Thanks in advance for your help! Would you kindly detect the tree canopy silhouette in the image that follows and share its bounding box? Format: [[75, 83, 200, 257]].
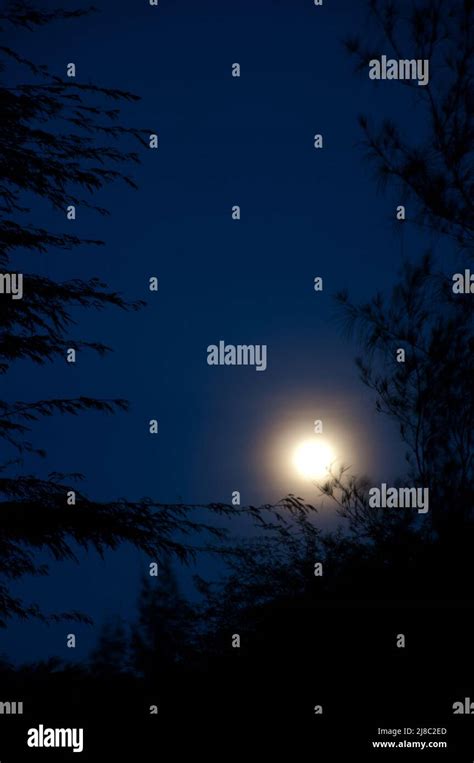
[[0, 2, 232, 628], [187, 0, 474, 647], [337, 0, 473, 540], [345, 0, 474, 250]]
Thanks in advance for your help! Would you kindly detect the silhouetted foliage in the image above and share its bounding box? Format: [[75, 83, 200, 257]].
[[129, 561, 199, 679], [90, 615, 130, 677], [345, 0, 474, 250], [335, 0, 474, 543], [88, 560, 202, 680], [189, 0, 474, 647], [335, 255, 474, 543], [0, 2, 232, 627]]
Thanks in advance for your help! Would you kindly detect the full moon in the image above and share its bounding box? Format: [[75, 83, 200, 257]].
[[292, 439, 336, 480]]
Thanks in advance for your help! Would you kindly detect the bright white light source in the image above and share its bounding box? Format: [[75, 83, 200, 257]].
[[293, 439, 336, 480]]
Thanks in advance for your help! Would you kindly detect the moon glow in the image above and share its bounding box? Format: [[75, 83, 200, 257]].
[[292, 439, 336, 480]]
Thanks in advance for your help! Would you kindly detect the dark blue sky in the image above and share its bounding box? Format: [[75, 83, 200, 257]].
[[2, 0, 436, 662]]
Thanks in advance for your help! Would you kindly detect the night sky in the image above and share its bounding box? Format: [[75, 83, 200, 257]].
[[2, 0, 437, 662]]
